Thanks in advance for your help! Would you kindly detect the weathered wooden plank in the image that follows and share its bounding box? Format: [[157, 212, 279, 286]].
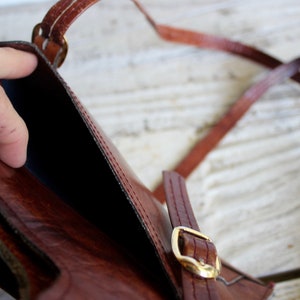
[[0, 0, 300, 299]]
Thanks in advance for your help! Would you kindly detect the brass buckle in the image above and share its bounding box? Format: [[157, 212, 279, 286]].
[[32, 23, 68, 68], [171, 226, 221, 279]]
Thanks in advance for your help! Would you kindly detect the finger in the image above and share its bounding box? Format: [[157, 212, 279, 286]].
[[0, 47, 38, 79], [0, 86, 28, 168]]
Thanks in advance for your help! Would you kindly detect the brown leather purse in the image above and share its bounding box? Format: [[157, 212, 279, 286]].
[[0, 0, 299, 299]]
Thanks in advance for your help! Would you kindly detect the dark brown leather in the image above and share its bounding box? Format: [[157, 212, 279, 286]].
[[0, 0, 299, 299], [0, 160, 168, 300], [0, 40, 180, 299]]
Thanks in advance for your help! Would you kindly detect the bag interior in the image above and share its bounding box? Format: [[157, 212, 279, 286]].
[[0, 42, 173, 295]]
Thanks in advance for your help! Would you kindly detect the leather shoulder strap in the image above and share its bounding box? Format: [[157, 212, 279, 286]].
[[32, 0, 99, 67], [163, 171, 274, 300], [153, 53, 300, 202], [32, 0, 300, 203], [38, 0, 99, 44], [162, 57, 300, 298]]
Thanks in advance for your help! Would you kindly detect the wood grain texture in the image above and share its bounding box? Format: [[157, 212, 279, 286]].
[[1, 0, 300, 299]]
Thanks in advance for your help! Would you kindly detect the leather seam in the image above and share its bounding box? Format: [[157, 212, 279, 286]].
[[74, 100, 177, 286]]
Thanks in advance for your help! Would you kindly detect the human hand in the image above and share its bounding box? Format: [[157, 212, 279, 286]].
[[0, 47, 37, 168]]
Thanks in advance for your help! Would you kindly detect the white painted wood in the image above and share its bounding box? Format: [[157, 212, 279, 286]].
[[0, 0, 299, 298], [0, 0, 48, 6]]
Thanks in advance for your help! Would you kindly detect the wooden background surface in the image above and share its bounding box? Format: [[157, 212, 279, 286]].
[[1, 0, 300, 299]]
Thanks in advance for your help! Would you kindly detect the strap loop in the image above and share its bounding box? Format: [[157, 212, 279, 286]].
[[32, 23, 68, 67]]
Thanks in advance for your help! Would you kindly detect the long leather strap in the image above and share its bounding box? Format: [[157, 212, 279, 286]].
[[163, 171, 274, 300], [36, 0, 99, 45], [163, 170, 220, 300], [140, 5, 300, 202], [32, 0, 300, 202], [162, 55, 300, 299], [32, 0, 99, 66]]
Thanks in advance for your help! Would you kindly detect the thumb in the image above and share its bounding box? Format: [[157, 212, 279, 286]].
[[0, 86, 29, 168], [0, 48, 37, 168]]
